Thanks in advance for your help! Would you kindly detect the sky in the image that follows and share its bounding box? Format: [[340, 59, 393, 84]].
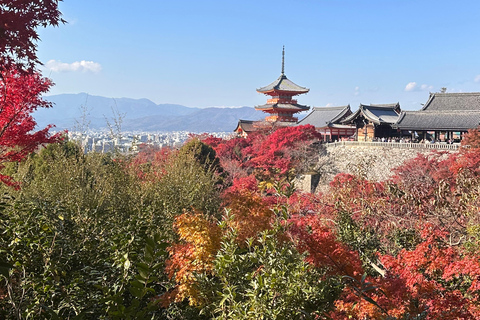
[[37, 0, 480, 111]]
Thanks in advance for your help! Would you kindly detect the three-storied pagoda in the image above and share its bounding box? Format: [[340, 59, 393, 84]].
[[255, 47, 310, 122]]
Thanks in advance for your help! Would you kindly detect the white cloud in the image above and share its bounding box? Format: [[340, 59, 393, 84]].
[[405, 82, 433, 92], [420, 84, 434, 91], [475, 75, 480, 83], [405, 82, 417, 92], [325, 103, 335, 107], [354, 86, 360, 96], [45, 60, 102, 73]]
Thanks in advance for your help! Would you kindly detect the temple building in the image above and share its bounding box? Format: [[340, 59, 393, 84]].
[[255, 47, 310, 123], [394, 92, 480, 142], [341, 103, 401, 141], [297, 105, 356, 141], [235, 47, 310, 136]]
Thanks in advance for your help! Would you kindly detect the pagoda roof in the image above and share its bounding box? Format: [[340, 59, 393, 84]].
[[255, 103, 310, 112], [342, 103, 401, 125], [421, 92, 480, 111], [298, 105, 352, 128], [257, 74, 309, 95], [395, 110, 480, 131]]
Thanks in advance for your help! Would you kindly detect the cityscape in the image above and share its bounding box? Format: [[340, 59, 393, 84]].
[[66, 130, 233, 153]]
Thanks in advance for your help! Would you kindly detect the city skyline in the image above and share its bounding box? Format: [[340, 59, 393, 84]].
[[37, 0, 480, 111]]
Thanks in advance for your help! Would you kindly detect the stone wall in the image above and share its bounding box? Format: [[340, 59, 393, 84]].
[[299, 145, 458, 193]]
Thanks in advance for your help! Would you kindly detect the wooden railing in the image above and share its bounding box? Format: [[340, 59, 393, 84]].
[[325, 141, 461, 150]]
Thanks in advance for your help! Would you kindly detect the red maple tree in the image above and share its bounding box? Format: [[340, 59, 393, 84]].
[[0, 0, 65, 72], [0, 1, 64, 186], [0, 69, 60, 186]]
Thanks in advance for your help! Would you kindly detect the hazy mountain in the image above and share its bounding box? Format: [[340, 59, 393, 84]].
[[123, 107, 266, 132], [35, 93, 267, 132]]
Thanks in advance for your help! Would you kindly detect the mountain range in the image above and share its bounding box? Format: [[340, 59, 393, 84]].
[[35, 93, 271, 132]]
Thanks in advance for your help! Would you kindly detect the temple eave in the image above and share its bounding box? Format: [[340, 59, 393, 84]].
[[257, 88, 309, 94], [255, 103, 309, 111]]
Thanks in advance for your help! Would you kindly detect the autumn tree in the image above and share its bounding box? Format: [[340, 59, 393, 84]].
[[0, 0, 64, 186], [0, 0, 64, 72], [203, 125, 322, 189], [0, 69, 60, 186]]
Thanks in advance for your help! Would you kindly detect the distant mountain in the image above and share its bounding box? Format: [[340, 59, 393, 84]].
[[123, 107, 266, 132], [35, 93, 267, 132]]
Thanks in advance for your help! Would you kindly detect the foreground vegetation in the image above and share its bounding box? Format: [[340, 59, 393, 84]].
[[2, 2, 480, 318], [0, 125, 479, 319]]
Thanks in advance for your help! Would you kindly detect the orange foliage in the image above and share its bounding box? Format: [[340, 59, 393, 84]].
[[334, 225, 480, 319], [163, 210, 221, 306], [288, 214, 364, 279], [223, 186, 275, 246]]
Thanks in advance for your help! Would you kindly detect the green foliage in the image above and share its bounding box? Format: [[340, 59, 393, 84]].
[[387, 228, 421, 253], [334, 210, 382, 275], [0, 142, 166, 318], [7, 141, 134, 218], [178, 139, 222, 175], [103, 234, 168, 319], [0, 138, 228, 318], [153, 143, 223, 223], [200, 222, 341, 319]]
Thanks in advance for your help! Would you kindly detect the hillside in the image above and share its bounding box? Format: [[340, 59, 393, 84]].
[[35, 93, 268, 132]]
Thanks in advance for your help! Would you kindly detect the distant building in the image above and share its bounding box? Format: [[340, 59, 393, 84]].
[[341, 103, 401, 141], [394, 92, 480, 142], [235, 47, 310, 136], [234, 120, 256, 138], [255, 47, 310, 123], [297, 105, 355, 141]]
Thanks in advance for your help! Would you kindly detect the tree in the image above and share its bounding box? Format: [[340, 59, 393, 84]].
[[0, 69, 60, 187], [0, 141, 171, 318], [0, 0, 65, 72], [203, 125, 322, 188], [0, 1, 64, 186], [0, 0, 64, 186]]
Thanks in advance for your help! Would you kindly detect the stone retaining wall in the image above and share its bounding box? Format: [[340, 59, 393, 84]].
[[300, 145, 458, 193]]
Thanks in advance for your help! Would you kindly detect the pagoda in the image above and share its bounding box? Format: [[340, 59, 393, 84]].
[[255, 47, 310, 122]]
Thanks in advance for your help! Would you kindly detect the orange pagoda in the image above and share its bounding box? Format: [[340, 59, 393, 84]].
[[255, 47, 310, 122]]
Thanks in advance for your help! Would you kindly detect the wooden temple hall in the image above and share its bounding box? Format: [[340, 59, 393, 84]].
[[235, 49, 480, 141]]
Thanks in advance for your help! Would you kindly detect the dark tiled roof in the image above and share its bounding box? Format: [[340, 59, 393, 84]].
[[257, 74, 309, 94], [395, 111, 480, 131], [297, 105, 352, 128], [234, 120, 256, 133], [342, 103, 400, 125], [255, 103, 310, 111], [234, 119, 297, 134], [422, 92, 480, 111]]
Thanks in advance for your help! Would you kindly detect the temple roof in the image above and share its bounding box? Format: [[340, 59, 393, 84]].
[[342, 103, 401, 125], [421, 92, 480, 111], [255, 103, 310, 112], [234, 119, 256, 134], [298, 105, 352, 128], [395, 110, 480, 131], [394, 92, 480, 131], [234, 119, 297, 135], [257, 74, 310, 95]]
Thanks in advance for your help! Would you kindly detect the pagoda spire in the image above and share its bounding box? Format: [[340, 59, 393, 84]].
[[281, 45, 285, 75]]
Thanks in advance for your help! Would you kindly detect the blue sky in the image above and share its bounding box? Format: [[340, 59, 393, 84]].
[[38, 0, 480, 111]]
